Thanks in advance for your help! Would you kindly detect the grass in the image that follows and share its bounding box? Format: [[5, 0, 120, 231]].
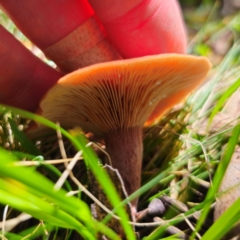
[[1, 1, 240, 239]]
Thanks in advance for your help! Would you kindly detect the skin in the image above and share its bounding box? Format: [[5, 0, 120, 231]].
[[0, 0, 186, 112], [0, 26, 62, 111]]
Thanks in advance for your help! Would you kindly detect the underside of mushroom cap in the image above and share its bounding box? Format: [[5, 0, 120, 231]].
[[40, 54, 211, 136]]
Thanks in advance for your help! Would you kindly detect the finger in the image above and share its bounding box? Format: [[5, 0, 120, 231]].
[[89, 0, 187, 58], [0, 25, 61, 111], [0, 0, 93, 49], [0, 0, 121, 71]]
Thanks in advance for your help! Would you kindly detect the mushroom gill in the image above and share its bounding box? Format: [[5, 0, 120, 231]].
[[39, 54, 211, 210]]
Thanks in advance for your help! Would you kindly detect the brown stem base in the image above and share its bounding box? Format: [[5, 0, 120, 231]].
[[104, 127, 143, 211]]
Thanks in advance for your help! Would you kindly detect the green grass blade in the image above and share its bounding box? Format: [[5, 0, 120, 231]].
[[18, 224, 55, 240], [7, 117, 41, 155], [0, 188, 76, 229], [71, 132, 135, 239], [189, 40, 240, 117], [0, 147, 91, 222], [1, 232, 24, 240], [0, 104, 135, 239], [0, 148, 96, 239], [191, 122, 240, 239], [208, 77, 240, 125], [202, 198, 240, 240]]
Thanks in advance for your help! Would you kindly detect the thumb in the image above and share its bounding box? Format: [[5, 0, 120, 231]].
[[89, 0, 187, 58]]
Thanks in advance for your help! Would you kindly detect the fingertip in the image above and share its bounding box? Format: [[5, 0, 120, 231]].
[[89, 0, 187, 57]]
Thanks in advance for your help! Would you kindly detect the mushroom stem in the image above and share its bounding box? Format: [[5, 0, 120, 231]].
[[104, 126, 143, 210]]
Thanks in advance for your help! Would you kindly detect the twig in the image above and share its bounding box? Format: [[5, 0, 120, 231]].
[[1, 205, 8, 236], [14, 157, 83, 166], [54, 151, 82, 190], [0, 213, 31, 232]]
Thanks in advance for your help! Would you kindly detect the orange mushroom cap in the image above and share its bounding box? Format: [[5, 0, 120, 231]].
[[40, 54, 211, 135]]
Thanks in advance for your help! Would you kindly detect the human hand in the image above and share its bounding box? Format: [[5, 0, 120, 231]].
[[0, 0, 186, 112]]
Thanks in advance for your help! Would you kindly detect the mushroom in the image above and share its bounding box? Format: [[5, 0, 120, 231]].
[[38, 54, 211, 212]]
